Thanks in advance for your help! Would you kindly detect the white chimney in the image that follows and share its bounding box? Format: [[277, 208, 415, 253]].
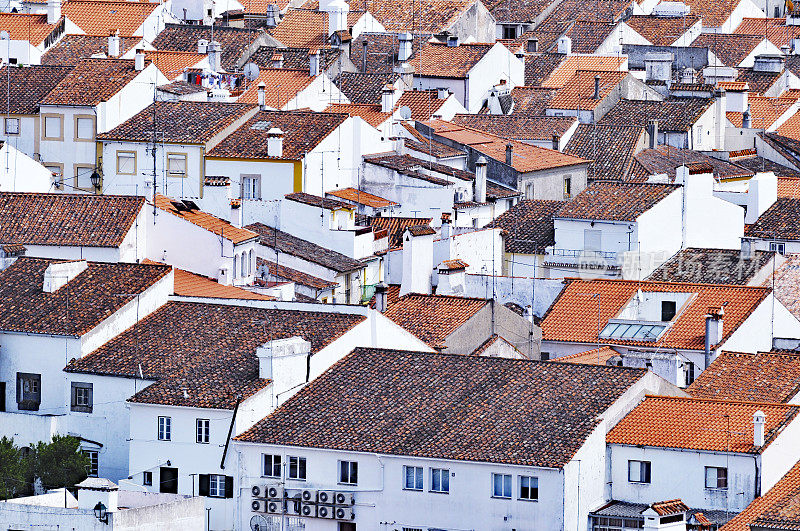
[[46, 0, 60, 24], [76, 478, 118, 514], [134, 49, 145, 71], [381, 84, 396, 113], [475, 155, 487, 203], [742, 105, 752, 128], [256, 336, 312, 403], [398, 31, 413, 62], [309, 49, 320, 77], [437, 87, 449, 100], [753, 410, 766, 447], [741, 237, 756, 260], [374, 282, 388, 312], [557, 35, 572, 55], [267, 127, 284, 157], [257, 82, 266, 109], [207, 41, 221, 72], [704, 307, 724, 368], [440, 213, 452, 239], [197, 39, 209, 54], [108, 30, 120, 58], [43, 260, 88, 293], [327, 0, 349, 37], [399, 226, 435, 296], [745, 171, 777, 224], [230, 199, 242, 227]]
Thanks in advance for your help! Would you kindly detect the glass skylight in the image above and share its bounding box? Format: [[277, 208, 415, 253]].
[[599, 320, 667, 341]]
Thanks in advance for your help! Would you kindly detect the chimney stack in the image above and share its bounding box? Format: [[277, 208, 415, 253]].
[[381, 84, 396, 113], [593, 75, 601, 99], [43, 261, 88, 293], [207, 41, 221, 72], [309, 49, 320, 77], [437, 87, 449, 100], [267, 127, 284, 157], [255, 336, 312, 401], [257, 82, 266, 109], [557, 35, 572, 55], [743, 105, 752, 128], [753, 410, 766, 447], [46, 0, 60, 24], [134, 49, 145, 71], [505, 143, 513, 166], [648, 119, 659, 149], [108, 30, 120, 58], [398, 31, 413, 62], [740, 237, 756, 260], [440, 212, 451, 239], [361, 39, 368, 72], [230, 199, 242, 227], [197, 39, 209, 54], [327, 0, 349, 37], [552, 134, 559, 151], [475, 155, 487, 203], [374, 282, 388, 312], [704, 306, 724, 369], [266, 4, 278, 27]]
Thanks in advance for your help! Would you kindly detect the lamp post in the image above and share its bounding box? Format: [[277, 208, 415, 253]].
[[90, 171, 102, 193], [93, 501, 109, 524]]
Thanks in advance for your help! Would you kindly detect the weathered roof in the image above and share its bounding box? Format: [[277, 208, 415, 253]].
[[633, 146, 754, 181], [172, 266, 273, 300], [556, 182, 678, 221], [237, 68, 316, 107], [408, 42, 493, 78], [368, 215, 433, 248], [286, 192, 351, 210], [548, 70, 627, 112], [324, 103, 389, 128], [524, 52, 567, 86], [333, 71, 400, 104], [152, 24, 265, 71], [61, 0, 157, 36], [153, 194, 258, 244], [0, 65, 72, 115], [691, 33, 765, 67], [647, 248, 774, 285], [40, 58, 147, 106], [747, 197, 800, 241], [599, 98, 714, 132], [720, 460, 800, 531], [506, 86, 557, 115], [451, 114, 576, 142], [383, 294, 486, 348], [269, 9, 362, 49], [349, 32, 429, 74], [257, 257, 337, 290], [486, 199, 561, 254], [340, 0, 478, 33], [41, 34, 140, 65], [540, 55, 626, 89], [483, 0, 551, 23], [0, 13, 59, 45], [327, 187, 398, 208], [556, 346, 620, 365], [625, 14, 700, 46], [248, 46, 341, 71], [394, 89, 450, 121], [564, 124, 646, 181]]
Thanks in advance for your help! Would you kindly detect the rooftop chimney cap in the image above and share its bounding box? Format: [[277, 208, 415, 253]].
[[266, 127, 284, 137], [476, 155, 488, 165]]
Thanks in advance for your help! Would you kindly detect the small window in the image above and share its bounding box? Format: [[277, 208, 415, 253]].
[[563, 176, 572, 198], [242, 174, 261, 199], [241, 253, 248, 277], [502, 25, 517, 39], [540, 352, 551, 361], [403, 465, 423, 490], [117, 151, 136, 175], [74, 164, 95, 191], [143, 471, 152, 486], [770, 241, 786, 254], [339, 460, 358, 485], [661, 300, 677, 321], [208, 474, 226, 497], [70, 382, 93, 413], [492, 473, 512, 498], [45, 164, 63, 188], [43, 115, 62, 140], [75, 116, 94, 140], [263, 454, 281, 478], [430, 468, 449, 493], [82, 450, 99, 477], [196, 418, 209, 444], [584, 229, 602, 251], [628, 460, 651, 483], [525, 182, 534, 199], [4, 117, 19, 135], [288, 456, 306, 480], [705, 466, 727, 489], [158, 416, 171, 441], [167, 153, 187, 178], [685, 361, 696, 385], [16, 372, 41, 411], [519, 475, 538, 500]]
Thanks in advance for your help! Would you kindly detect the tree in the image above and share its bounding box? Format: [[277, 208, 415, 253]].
[[0, 437, 25, 500], [27, 435, 89, 491]]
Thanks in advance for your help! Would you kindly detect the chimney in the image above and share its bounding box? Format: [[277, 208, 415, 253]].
[[197, 39, 209, 54], [267, 127, 284, 157], [255, 336, 312, 400], [526, 37, 538, 53], [505, 143, 513, 166], [475, 155, 487, 203], [399, 226, 435, 296], [1, 245, 26, 271], [704, 306, 724, 369], [108, 30, 120, 58], [593, 75, 601, 99], [230, 200, 242, 227], [46, 0, 60, 24], [134, 49, 145, 71], [374, 282, 388, 312], [266, 4, 278, 27], [381, 84, 396, 113], [437, 87, 449, 100], [557, 35, 572, 55], [43, 260, 88, 293], [257, 82, 266, 109], [753, 410, 766, 447], [648, 119, 659, 148], [207, 41, 221, 72], [76, 478, 119, 514], [361, 39, 368, 72], [740, 237, 756, 260], [309, 49, 320, 76], [398, 31, 413, 62], [552, 134, 559, 151], [327, 0, 349, 37], [440, 212, 452, 239], [447, 35, 459, 47], [742, 105, 752, 128]]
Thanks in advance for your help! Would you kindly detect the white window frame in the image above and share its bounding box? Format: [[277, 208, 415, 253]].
[[288, 456, 306, 480], [116, 151, 136, 175], [519, 475, 538, 501], [769, 241, 786, 254], [83, 450, 99, 477], [157, 416, 171, 441], [430, 467, 449, 493], [491, 473, 512, 499], [338, 460, 358, 485], [705, 466, 727, 489], [4, 117, 19, 135], [42, 114, 63, 140], [628, 460, 651, 483], [167, 152, 187, 178], [263, 454, 281, 478], [209, 474, 226, 497], [241, 174, 261, 199], [403, 465, 423, 491], [196, 418, 210, 444], [74, 115, 94, 141]]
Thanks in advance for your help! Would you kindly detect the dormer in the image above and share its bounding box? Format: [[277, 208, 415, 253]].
[[600, 290, 695, 341], [43, 260, 88, 293]]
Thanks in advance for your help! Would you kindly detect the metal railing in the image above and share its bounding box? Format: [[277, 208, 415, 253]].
[[547, 248, 617, 259]]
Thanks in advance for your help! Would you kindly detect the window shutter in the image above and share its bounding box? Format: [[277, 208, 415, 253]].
[[224, 475, 234, 498], [198, 474, 210, 497], [87, 386, 93, 412]]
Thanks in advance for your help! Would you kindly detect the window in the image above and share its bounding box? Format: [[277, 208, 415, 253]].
[[661, 300, 677, 321], [564, 176, 572, 198], [403, 465, 423, 490], [338, 460, 358, 485], [705, 466, 727, 489], [242, 174, 261, 199], [502, 25, 518, 39], [4, 117, 19, 135], [160, 466, 178, 494], [43, 115, 62, 140], [70, 382, 93, 412], [519, 475, 538, 500], [628, 460, 651, 483], [16, 373, 41, 411], [196, 418, 209, 444], [75, 116, 94, 140], [116, 151, 136, 175], [584, 229, 602, 251], [83, 450, 98, 477], [143, 471, 152, 486], [492, 473, 512, 498], [199, 474, 232, 498], [241, 253, 248, 277], [770, 241, 786, 254], [594, 516, 645, 530], [167, 153, 187, 178], [430, 468, 449, 493], [45, 164, 63, 188], [288, 456, 306, 480], [525, 182, 534, 199], [158, 416, 171, 441], [263, 454, 281, 477], [233, 254, 238, 278], [685, 361, 696, 385], [540, 352, 551, 361], [209, 474, 226, 497], [74, 164, 95, 191]]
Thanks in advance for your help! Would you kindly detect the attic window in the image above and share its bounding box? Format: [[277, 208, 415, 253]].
[[599, 320, 667, 341]]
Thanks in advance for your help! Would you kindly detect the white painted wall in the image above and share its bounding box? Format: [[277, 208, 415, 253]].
[[0, 142, 53, 192]]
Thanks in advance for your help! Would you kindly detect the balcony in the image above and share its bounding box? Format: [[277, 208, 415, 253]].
[[543, 248, 622, 273]]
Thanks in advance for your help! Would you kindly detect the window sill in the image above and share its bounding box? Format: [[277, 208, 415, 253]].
[[705, 487, 728, 491], [196, 441, 209, 445], [403, 487, 423, 492], [287, 478, 307, 482], [338, 483, 358, 486], [428, 490, 449, 495], [628, 481, 651, 485], [518, 497, 538, 502], [491, 495, 512, 500], [261, 475, 281, 479]]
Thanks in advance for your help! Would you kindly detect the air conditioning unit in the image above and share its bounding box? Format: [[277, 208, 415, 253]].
[[266, 500, 283, 514], [333, 492, 354, 505], [301, 489, 317, 502], [251, 500, 267, 512], [285, 498, 302, 515], [317, 490, 335, 504], [299, 502, 316, 517], [316, 504, 334, 519], [334, 506, 355, 520], [251, 485, 263, 498], [266, 485, 284, 500]]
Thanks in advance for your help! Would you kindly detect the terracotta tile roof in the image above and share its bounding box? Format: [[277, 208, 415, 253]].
[[257, 257, 337, 289], [0, 64, 72, 114], [561, 19, 618, 53], [670, 0, 741, 28], [394, 89, 449, 120], [524, 52, 566, 86], [0, 257, 171, 336], [207, 110, 347, 160], [486, 199, 561, 254], [237, 68, 316, 107], [400, 123, 462, 159], [349, 32, 429, 74], [779, 177, 800, 197], [269, 9, 362, 49], [547, 70, 627, 111], [731, 155, 800, 180], [727, 95, 797, 129], [0, 13, 60, 45], [760, 132, 800, 169], [540, 55, 626, 89], [153, 194, 257, 244], [691, 33, 764, 67], [61, 0, 157, 36], [364, 151, 473, 181], [41, 34, 140, 65], [384, 293, 487, 348], [718, 81, 749, 91], [98, 101, 255, 143], [651, 500, 690, 516], [368, 216, 433, 248], [720, 460, 800, 531], [633, 146, 754, 181], [487, 182, 520, 199], [556, 346, 620, 365], [333, 72, 400, 104], [625, 15, 700, 46], [152, 24, 265, 71], [235, 347, 649, 467], [765, 253, 800, 323], [40, 58, 147, 106], [451, 114, 576, 142], [607, 396, 800, 453], [600, 98, 714, 132], [145, 50, 206, 77], [0, 192, 144, 247], [647, 248, 775, 285], [505, 86, 556, 115], [66, 301, 364, 408], [408, 42, 493, 78], [172, 267, 273, 300], [565, 124, 646, 181], [541, 278, 772, 350], [483, 0, 550, 23], [778, 109, 800, 141], [747, 197, 800, 240], [324, 103, 389, 127], [556, 182, 678, 222], [286, 192, 351, 210], [248, 46, 342, 71], [735, 17, 800, 48], [736, 68, 782, 95], [687, 350, 800, 403], [535, 0, 629, 34], [327, 187, 398, 208], [246, 222, 364, 272], [158, 80, 208, 96], [342, 0, 476, 33]]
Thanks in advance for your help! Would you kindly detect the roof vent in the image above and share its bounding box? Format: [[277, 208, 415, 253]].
[[43, 260, 88, 293]]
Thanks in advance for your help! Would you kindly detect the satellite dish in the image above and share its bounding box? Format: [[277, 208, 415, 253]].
[[249, 515, 268, 531], [398, 105, 412, 120], [243, 62, 260, 81]]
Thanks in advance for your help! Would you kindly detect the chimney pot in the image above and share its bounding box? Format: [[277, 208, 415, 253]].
[[753, 410, 766, 447], [134, 49, 145, 71], [648, 119, 659, 148], [267, 127, 284, 158], [46, 0, 60, 25], [197, 39, 209, 54], [398, 32, 413, 62], [593, 75, 601, 99], [207, 41, 222, 72], [505, 143, 513, 166], [257, 82, 266, 109], [361, 39, 368, 72], [108, 30, 120, 58], [374, 282, 388, 312], [475, 155, 487, 203]]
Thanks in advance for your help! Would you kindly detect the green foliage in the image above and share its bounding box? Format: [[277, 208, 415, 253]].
[[0, 435, 89, 499], [0, 436, 25, 500]]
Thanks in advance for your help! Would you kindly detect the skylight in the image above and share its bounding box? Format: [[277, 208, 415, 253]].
[[599, 319, 667, 341]]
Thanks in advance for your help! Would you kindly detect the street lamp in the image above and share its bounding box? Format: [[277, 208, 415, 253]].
[[93, 501, 109, 524], [90, 171, 102, 192]]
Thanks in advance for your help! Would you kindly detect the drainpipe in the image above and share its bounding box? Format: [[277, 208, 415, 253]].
[[220, 395, 242, 469]]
